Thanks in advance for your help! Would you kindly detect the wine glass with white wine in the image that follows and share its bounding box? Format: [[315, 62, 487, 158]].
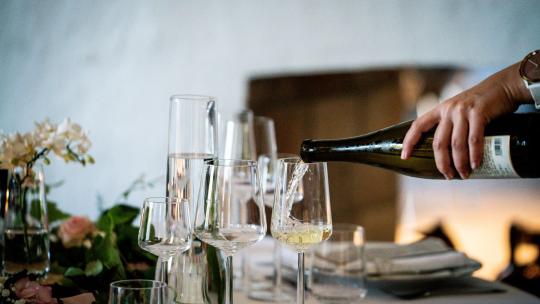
[[271, 158, 332, 304], [194, 159, 267, 304]]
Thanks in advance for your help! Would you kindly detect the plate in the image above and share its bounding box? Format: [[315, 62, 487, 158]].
[[366, 261, 481, 295]]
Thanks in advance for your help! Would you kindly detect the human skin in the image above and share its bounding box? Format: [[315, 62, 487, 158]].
[[400, 62, 533, 180]]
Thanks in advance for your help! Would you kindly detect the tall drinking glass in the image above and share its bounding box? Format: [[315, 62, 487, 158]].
[[194, 159, 267, 304], [2, 166, 49, 275], [271, 159, 332, 304], [166, 94, 218, 303]]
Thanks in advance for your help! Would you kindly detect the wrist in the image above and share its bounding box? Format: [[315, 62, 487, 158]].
[[504, 62, 532, 106]]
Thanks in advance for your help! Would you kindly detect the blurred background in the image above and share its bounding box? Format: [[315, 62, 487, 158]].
[[1, 0, 540, 284]]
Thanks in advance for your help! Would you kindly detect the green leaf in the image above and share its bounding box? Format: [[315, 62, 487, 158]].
[[59, 276, 77, 288], [85, 260, 103, 276], [96, 212, 114, 232], [30, 199, 44, 219], [64, 267, 85, 277], [47, 201, 71, 223], [104, 204, 140, 226]]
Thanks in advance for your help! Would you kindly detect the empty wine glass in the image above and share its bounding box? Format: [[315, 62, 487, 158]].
[[250, 154, 298, 303], [221, 110, 262, 291], [138, 197, 192, 287], [222, 110, 256, 161], [254, 116, 278, 202], [271, 159, 332, 304], [194, 159, 267, 304], [109, 280, 168, 304]]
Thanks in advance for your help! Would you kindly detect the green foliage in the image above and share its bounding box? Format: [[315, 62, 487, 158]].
[[47, 201, 71, 223], [64, 267, 85, 277], [47, 175, 160, 299], [85, 260, 103, 276]]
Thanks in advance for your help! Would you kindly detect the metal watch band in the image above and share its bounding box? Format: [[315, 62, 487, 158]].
[[528, 82, 540, 110]]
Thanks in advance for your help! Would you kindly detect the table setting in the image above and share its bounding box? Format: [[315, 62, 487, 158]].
[[1, 94, 539, 304]]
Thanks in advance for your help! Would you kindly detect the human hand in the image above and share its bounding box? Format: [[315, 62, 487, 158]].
[[400, 63, 532, 179]]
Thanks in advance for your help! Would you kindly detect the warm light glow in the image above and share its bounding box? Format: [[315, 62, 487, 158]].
[[4, 188, 9, 215], [515, 243, 539, 266], [396, 176, 540, 280]]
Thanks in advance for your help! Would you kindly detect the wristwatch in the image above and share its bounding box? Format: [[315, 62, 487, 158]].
[[519, 49, 540, 109]]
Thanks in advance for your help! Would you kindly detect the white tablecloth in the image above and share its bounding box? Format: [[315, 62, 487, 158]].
[[234, 237, 540, 304], [234, 281, 539, 304]]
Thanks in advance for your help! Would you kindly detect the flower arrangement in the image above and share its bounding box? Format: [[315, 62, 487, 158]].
[[0, 118, 93, 184], [1, 176, 160, 304], [0, 120, 157, 303]]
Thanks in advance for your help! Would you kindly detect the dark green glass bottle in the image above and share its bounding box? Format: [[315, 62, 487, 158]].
[[300, 113, 540, 179]]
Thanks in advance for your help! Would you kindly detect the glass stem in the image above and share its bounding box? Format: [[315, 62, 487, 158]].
[[225, 255, 233, 304], [159, 257, 169, 285], [273, 241, 283, 295], [297, 252, 305, 304]]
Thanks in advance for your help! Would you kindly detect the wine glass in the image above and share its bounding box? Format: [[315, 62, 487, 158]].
[[271, 158, 332, 304], [250, 154, 298, 303], [194, 159, 267, 304], [138, 197, 192, 286], [221, 110, 259, 291], [222, 110, 256, 161], [109, 280, 168, 304], [254, 116, 278, 202]]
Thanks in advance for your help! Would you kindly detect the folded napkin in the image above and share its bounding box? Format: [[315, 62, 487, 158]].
[[365, 238, 480, 276], [281, 237, 481, 279]]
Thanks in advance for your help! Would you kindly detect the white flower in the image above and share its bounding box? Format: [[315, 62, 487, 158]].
[[0, 118, 93, 175], [1, 289, 9, 297]]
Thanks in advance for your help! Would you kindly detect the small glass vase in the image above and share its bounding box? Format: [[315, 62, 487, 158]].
[[1, 166, 50, 276]]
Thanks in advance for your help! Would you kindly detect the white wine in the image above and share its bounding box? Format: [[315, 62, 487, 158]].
[[195, 224, 265, 256], [301, 113, 540, 179], [272, 224, 332, 252]]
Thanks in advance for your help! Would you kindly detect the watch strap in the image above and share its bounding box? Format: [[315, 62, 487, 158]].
[[527, 82, 540, 110]]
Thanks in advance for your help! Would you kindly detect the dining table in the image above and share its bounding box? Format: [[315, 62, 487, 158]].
[[234, 237, 540, 304]]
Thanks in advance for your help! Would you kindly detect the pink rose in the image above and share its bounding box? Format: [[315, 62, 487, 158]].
[[58, 216, 95, 248], [14, 278, 57, 304]]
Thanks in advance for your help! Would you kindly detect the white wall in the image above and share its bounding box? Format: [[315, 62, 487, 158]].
[[1, 0, 539, 218]]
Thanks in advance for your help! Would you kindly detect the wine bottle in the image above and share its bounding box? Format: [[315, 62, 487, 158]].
[[300, 113, 540, 179]]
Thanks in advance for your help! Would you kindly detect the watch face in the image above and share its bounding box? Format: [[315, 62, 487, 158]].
[[520, 50, 540, 82]]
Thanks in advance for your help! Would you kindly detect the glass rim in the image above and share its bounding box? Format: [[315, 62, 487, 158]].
[[169, 94, 216, 102], [254, 116, 274, 124], [331, 223, 364, 233], [280, 157, 327, 167], [110, 279, 167, 290], [204, 158, 257, 168], [277, 153, 299, 159], [143, 197, 190, 204]]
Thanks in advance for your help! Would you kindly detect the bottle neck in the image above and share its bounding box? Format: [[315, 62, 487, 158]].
[[301, 136, 404, 163]]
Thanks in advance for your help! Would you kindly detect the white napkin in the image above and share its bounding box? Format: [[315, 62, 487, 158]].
[[281, 238, 480, 277], [365, 238, 479, 276]]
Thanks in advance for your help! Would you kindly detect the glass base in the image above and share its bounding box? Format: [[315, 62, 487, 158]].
[[248, 290, 294, 303]]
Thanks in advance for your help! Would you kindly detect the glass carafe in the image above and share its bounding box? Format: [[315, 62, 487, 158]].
[[165, 95, 220, 303]]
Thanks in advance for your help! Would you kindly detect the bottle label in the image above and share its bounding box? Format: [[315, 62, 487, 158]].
[[470, 135, 519, 178]]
